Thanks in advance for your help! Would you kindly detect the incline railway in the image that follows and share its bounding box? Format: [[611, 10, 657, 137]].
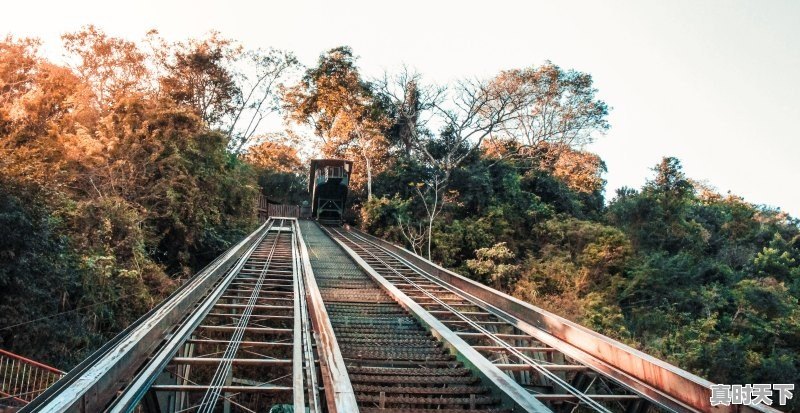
[[4, 159, 784, 413], [14, 217, 782, 413], [20, 218, 321, 413]]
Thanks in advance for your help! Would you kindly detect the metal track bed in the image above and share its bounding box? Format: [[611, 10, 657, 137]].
[[323, 226, 662, 413], [25, 218, 321, 413], [300, 221, 508, 413], [142, 220, 301, 412]]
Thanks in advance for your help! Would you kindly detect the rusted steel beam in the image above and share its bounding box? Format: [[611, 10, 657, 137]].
[[195, 325, 292, 334], [349, 228, 780, 413], [473, 345, 557, 352], [295, 222, 359, 413], [184, 339, 292, 347], [212, 303, 291, 310], [534, 394, 641, 401], [170, 358, 291, 366], [495, 364, 590, 372], [325, 226, 552, 413]]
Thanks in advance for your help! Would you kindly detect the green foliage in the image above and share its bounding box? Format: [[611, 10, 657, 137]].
[[367, 149, 800, 397], [0, 182, 95, 368], [466, 243, 519, 290], [258, 171, 308, 205], [0, 33, 258, 369], [359, 195, 410, 243]]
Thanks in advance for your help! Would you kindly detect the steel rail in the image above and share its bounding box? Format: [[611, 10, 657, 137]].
[[337, 228, 662, 410], [331, 227, 615, 410], [294, 221, 359, 413], [22, 220, 271, 413], [318, 224, 550, 413], [196, 219, 286, 413], [105, 220, 277, 413], [342, 228, 784, 413], [108, 218, 317, 413], [291, 224, 307, 411], [325, 226, 616, 413], [292, 220, 322, 412]]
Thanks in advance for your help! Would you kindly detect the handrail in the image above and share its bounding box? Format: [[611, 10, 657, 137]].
[[0, 350, 64, 405], [0, 350, 63, 376]]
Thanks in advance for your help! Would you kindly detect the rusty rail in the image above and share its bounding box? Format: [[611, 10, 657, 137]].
[[0, 349, 64, 406], [346, 227, 779, 413], [295, 221, 358, 412]]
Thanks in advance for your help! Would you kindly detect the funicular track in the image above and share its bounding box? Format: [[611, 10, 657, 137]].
[[323, 226, 639, 413], [321, 226, 778, 413], [300, 221, 509, 413], [139, 219, 311, 412], [20, 218, 782, 413], [24, 218, 321, 413]]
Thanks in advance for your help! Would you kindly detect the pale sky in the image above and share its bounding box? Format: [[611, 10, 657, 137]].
[[4, 0, 799, 216]]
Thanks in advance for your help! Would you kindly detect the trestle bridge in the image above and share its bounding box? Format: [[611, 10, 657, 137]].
[[1, 218, 781, 413]]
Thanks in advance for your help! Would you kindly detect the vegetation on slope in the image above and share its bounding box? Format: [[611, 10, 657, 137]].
[[0, 30, 797, 408], [285, 47, 800, 401]]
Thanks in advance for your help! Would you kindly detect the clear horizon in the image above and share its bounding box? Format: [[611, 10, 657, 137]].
[[4, 0, 799, 216]]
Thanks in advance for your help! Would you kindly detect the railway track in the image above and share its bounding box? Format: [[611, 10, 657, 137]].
[[117, 218, 321, 413], [24, 218, 780, 413], [24, 218, 322, 413], [322, 225, 673, 413], [300, 221, 509, 413]]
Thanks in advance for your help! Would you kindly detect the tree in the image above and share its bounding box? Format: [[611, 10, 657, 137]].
[[377, 68, 444, 157], [489, 62, 610, 159], [0, 36, 81, 187], [284, 46, 389, 200], [227, 48, 298, 153], [62, 26, 150, 109], [466, 242, 519, 290], [245, 137, 307, 205], [158, 33, 241, 128], [151, 32, 297, 151], [245, 139, 303, 174], [390, 76, 526, 258]]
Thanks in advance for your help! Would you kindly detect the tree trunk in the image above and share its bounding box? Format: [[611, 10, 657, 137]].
[[365, 156, 373, 201], [426, 216, 433, 259], [426, 187, 438, 260]]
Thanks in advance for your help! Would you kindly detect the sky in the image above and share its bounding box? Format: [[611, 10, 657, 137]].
[[3, 0, 799, 216]]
